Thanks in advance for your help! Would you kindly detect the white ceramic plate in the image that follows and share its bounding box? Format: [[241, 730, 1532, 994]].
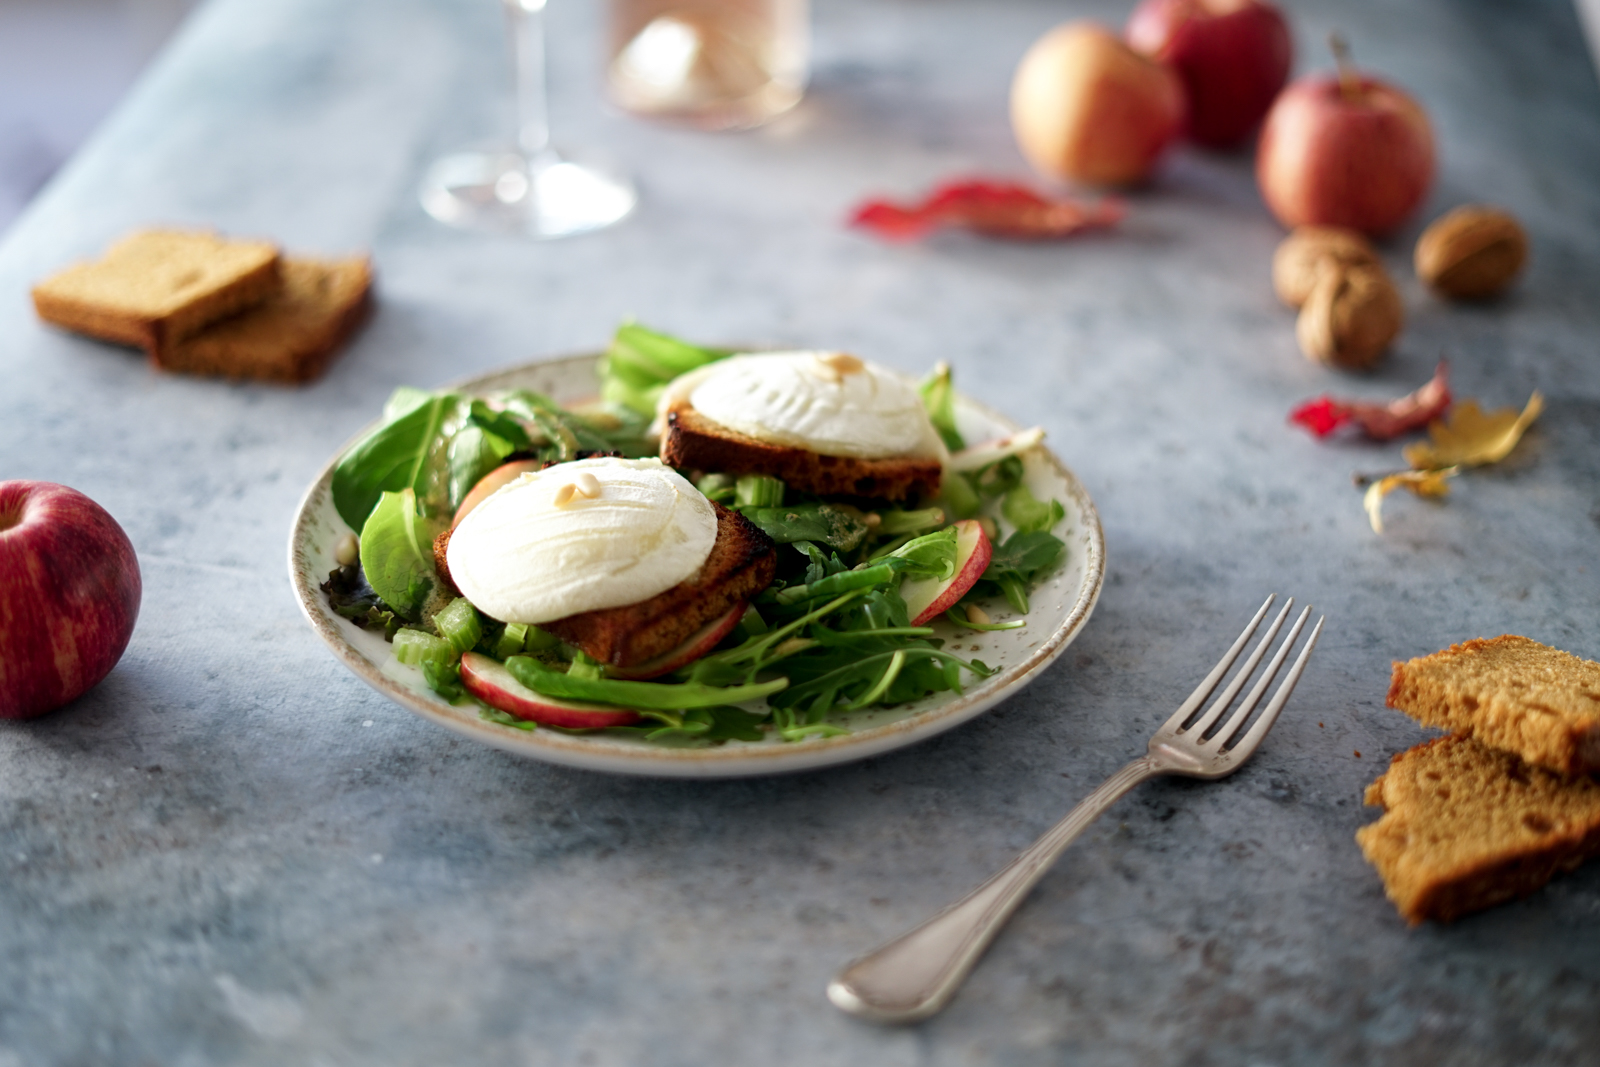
[[288, 354, 1104, 778]]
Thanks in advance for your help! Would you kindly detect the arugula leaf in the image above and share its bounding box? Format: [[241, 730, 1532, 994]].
[[792, 541, 848, 584], [358, 488, 441, 620], [771, 646, 990, 714], [1002, 483, 1065, 535], [333, 389, 461, 532], [978, 530, 1066, 614], [480, 706, 537, 731], [975, 455, 1025, 499], [633, 705, 767, 743], [938, 470, 983, 521], [505, 656, 787, 710]]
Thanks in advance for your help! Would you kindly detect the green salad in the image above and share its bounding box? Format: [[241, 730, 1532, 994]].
[[322, 323, 1068, 744]]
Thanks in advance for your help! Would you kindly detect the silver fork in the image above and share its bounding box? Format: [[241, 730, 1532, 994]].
[[827, 594, 1324, 1024]]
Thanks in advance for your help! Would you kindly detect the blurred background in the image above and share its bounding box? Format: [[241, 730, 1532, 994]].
[[0, 0, 198, 232], [2, 0, 1598, 238]]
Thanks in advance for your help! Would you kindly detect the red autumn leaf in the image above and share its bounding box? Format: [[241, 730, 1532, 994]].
[[1290, 362, 1452, 441], [850, 179, 1125, 241]]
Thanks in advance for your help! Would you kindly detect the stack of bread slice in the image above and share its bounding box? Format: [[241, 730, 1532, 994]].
[[32, 229, 372, 383], [1359, 636, 1600, 923]]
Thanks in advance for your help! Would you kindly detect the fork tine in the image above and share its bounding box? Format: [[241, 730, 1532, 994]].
[[1183, 598, 1293, 739], [1161, 594, 1275, 733], [1210, 605, 1311, 748], [1225, 613, 1325, 758]]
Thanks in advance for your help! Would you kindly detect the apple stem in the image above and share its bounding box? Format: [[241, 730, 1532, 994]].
[[1329, 33, 1360, 102]]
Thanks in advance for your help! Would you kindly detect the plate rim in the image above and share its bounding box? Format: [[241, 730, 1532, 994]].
[[287, 352, 1105, 778]]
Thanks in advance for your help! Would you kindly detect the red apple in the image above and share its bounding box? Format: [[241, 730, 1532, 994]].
[[1126, 0, 1291, 148], [1011, 21, 1186, 186], [0, 481, 141, 720], [1256, 70, 1435, 236], [453, 459, 544, 527], [899, 520, 994, 627], [606, 602, 747, 681], [460, 652, 643, 728]]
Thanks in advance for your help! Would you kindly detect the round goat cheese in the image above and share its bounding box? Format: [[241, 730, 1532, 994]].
[[664, 351, 946, 460], [446, 457, 717, 624]]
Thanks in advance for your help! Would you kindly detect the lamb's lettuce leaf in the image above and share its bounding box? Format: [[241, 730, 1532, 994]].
[[358, 488, 441, 620]]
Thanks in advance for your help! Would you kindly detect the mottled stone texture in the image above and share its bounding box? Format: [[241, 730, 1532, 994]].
[[2, 0, 1598, 1063]]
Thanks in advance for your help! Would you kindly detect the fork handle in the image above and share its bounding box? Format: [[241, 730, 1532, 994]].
[[827, 756, 1161, 1023]]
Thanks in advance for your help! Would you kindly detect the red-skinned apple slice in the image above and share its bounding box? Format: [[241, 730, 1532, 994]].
[[899, 520, 994, 626], [606, 602, 748, 681], [460, 651, 643, 728], [453, 460, 544, 527]]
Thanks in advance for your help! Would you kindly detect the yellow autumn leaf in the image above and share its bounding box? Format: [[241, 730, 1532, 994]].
[[1403, 392, 1543, 470], [1364, 468, 1459, 533]]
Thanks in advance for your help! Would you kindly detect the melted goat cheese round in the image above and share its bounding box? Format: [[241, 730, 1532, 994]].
[[668, 351, 945, 460], [446, 457, 717, 625]]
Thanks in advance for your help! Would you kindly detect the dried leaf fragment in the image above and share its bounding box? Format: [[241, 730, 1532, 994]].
[[1403, 392, 1544, 470], [1290, 361, 1451, 440], [1364, 468, 1458, 533], [850, 179, 1125, 242]]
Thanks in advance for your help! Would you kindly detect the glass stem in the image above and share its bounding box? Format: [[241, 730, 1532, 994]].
[[505, 0, 552, 159]]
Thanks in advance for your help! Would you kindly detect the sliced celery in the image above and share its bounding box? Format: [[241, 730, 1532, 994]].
[[434, 598, 483, 654], [494, 622, 530, 660], [524, 625, 561, 652], [735, 474, 785, 508], [394, 628, 455, 669]]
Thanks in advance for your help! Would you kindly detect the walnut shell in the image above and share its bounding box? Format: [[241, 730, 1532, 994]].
[[1272, 226, 1381, 308], [1296, 261, 1403, 371], [1414, 205, 1528, 300]]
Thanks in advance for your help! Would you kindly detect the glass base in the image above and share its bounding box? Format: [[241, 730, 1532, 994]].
[[420, 149, 637, 238]]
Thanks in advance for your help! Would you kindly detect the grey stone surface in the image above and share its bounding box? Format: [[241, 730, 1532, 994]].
[[2, 0, 1599, 1062]]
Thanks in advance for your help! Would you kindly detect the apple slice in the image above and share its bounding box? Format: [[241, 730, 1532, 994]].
[[453, 459, 544, 527], [899, 519, 994, 626], [460, 651, 642, 728], [606, 602, 748, 681]]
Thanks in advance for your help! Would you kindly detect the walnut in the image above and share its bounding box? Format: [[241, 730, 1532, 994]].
[[1272, 226, 1381, 308], [1414, 205, 1528, 300], [1296, 261, 1403, 370]]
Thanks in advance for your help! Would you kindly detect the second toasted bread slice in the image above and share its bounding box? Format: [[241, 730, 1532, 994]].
[[662, 404, 942, 503], [32, 229, 281, 352], [155, 256, 373, 383], [1357, 734, 1600, 923], [1388, 636, 1600, 776]]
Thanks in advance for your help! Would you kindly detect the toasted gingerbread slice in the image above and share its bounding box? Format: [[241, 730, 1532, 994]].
[[32, 229, 281, 353], [1388, 636, 1600, 776], [1357, 734, 1600, 924], [155, 256, 373, 383], [662, 404, 942, 503]]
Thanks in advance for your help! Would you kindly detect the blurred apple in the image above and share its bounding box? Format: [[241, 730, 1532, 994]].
[[1125, 0, 1292, 148], [1011, 21, 1185, 186], [0, 481, 141, 720], [1256, 43, 1434, 236]]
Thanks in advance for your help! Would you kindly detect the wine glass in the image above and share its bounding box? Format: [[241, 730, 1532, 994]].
[[420, 0, 637, 238]]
